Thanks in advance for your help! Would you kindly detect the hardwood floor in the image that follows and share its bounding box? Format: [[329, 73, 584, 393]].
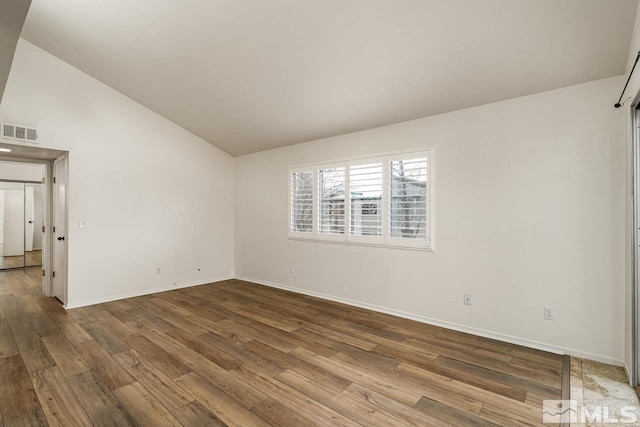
[[0, 268, 564, 426]]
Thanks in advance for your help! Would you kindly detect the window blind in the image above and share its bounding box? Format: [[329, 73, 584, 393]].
[[318, 167, 345, 235], [389, 157, 427, 240], [290, 170, 313, 233], [349, 162, 382, 237]]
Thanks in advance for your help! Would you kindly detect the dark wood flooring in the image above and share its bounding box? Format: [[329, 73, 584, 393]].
[[0, 268, 564, 426]]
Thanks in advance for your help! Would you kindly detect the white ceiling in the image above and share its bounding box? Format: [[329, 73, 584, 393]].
[[20, 0, 639, 156]]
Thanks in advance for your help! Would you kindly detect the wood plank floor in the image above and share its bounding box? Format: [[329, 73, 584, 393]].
[[0, 268, 564, 426]]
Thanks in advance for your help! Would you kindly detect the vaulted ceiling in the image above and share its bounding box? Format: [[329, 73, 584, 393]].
[[0, 0, 31, 103], [20, 0, 639, 156]]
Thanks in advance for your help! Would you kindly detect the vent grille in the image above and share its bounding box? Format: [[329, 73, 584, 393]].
[[0, 122, 38, 143], [15, 127, 25, 140], [2, 124, 14, 138], [26, 128, 37, 141]]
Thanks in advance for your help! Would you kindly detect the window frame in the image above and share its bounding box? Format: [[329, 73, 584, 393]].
[[387, 152, 431, 248], [316, 162, 348, 241], [288, 167, 315, 238], [347, 157, 385, 245], [288, 148, 434, 251]]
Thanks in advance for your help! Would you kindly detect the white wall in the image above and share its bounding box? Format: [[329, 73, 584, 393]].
[[0, 39, 235, 307], [235, 76, 626, 364]]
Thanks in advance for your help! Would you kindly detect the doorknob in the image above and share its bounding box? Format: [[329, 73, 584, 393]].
[[57, 236, 65, 241]]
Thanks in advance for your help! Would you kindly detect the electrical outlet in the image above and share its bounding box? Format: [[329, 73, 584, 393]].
[[544, 306, 554, 320], [155, 267, 161, 274], [464, 294, 472, 306], [289, 265, 294, 274]]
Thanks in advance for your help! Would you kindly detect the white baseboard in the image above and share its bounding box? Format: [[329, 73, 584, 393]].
[[235, 275, 624, 367], [64, 275, 234, 309]]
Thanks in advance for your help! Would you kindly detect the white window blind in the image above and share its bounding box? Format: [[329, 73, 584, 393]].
[[290, 170, 313, 233], [288, 148, 432, 250], [318, 167, 345, 235], [349, 162, 382, 237], [389, 156, 428, 241]]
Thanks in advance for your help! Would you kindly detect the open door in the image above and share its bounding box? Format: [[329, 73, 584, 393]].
[[52, 155, 68, 304]]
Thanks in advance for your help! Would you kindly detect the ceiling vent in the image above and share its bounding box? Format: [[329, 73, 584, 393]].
[[1, 122, 38, 143]]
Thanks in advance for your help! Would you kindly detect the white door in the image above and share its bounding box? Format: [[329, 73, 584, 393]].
[[52, 156, 68, 303], [25, 186, 34, 252], [3, 185, 24, 257]]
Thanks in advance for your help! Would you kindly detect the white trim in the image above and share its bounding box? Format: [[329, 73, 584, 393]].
[[288, 236, 435, 252], [64, 275, 234, 309], [289, 146, 435, 170], [235, 275, 624, 367]]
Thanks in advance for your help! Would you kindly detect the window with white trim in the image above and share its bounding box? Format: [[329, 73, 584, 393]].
[[288, 148, 432, 249], [350, 161, 382, 238], [389, 156, 427, 240], [289, 169, 313, 234], [318, 166, 345, 235]]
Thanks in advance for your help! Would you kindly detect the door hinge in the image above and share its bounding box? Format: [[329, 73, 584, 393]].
[[52, 271, 55, 278], [53, 177, 56, 184], [41, 269, 45, 277], [53, 226, 55, 233], [42, 226, 45, 233]]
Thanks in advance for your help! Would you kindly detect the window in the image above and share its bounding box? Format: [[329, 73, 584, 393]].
[[289, 169, 313, 233], [350, 162, 382, 237], [288, 148, 432, 249], [318, 166, 346, 235], [389, 156, 427, 240]]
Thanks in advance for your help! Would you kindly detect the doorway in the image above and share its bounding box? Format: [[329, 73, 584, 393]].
[[0, 143, 68, 305]]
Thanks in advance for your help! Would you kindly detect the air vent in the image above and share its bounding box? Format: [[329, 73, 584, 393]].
[[26, 128, 37, 141], [0, 122, 38, 143], [2, 124, 14, 139], [15, 127, 25, 140]]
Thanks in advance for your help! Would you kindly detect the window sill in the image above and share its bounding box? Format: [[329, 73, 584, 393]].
[[288, 236, 435, 252]]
